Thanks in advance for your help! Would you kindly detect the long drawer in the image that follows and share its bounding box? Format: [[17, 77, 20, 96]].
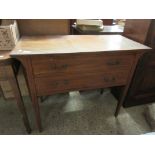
[[35, 71, 130, 96], [31, 53, 135, 78]]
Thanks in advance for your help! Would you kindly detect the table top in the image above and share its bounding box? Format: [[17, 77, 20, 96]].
[[73, 25, 124, 34], [11, 35, 151, 56]]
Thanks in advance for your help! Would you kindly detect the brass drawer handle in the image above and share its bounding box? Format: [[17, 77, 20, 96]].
[[106, 60, 120, 66]]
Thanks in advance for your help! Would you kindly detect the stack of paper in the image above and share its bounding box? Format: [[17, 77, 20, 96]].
[[76, 19, 104, 32]]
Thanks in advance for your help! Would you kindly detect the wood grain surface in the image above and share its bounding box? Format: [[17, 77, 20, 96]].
[[123, 19, 152, 44], [11, 35, 151, 56], [17, 19, 70, 36], [10, 34, 152, 131]]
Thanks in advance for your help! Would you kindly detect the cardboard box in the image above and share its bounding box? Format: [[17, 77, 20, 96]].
[[0, 20, 20, 50]]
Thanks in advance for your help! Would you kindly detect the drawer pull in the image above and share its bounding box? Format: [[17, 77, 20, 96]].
[[50, 64, 68, 70], [106, 60, 120, 66], [50, 64, 56, 70], [63, 79, 69, 85], [57, 64, 68, 70], [111, 77, 116, 82], [104, 77, 116, 82], [59, 64, 68, 69], [51, 82, 59, 87], [51, 80, 69, 88]]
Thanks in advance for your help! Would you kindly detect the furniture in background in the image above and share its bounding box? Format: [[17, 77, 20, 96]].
[[123, 19, 155, 49], [0, 19, 70, 133], [0, 19, 70, 99], [70, 19, 117, 34], [11, 35, 151, 131], [111, 19, 155, 108], [102, 19, 113, 25], [0, 51, 31, 133], [70, 19, 113, 26], [71, 25, 124, 35], [145, 20, 155, 49], [17, 19, 70, 35], [112, 50, 155, 107]]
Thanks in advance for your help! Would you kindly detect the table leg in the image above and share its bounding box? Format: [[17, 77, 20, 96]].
[[8, 66, 31, 134], [18, 57, 42, 132], [114, 90, 125, 117], [31, 95, 42, 132], [114, 54, 141, 117], [0, 85, 6, 100]]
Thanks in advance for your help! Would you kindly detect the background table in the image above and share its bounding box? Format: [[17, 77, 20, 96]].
[[0, 51, 31, 133]]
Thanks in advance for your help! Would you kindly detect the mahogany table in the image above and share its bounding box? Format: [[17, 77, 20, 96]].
[[0, 51, 31, 133], [11, 35, 151, 132]]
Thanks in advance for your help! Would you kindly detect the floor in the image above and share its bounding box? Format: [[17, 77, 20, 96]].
[[0, 88, 153, 135]]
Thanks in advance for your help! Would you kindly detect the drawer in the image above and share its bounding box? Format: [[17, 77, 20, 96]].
[[31, 53, 134, 78], [35, 71, 130, 96]]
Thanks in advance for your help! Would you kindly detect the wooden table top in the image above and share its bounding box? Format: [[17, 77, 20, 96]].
[[11, 35, 151, 56]]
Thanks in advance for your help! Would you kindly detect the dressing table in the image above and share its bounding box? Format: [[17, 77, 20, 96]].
[[11, 35, 151, 131]]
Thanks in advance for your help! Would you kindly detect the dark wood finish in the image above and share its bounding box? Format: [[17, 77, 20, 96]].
[[17, 19, 70, 36], [145, 20, 155, 49], [19, 56, 42, 132], [117, 50, 155, 107], [123, 19, 151, 43], [123, 19, 155, 48], [0, 51, 31, 133], [31, 53, 134, 77], [11, 35, 151, 131], [112, 20, 155, 108], [102, 19, 113, 25], [114, 52, 143, 116]]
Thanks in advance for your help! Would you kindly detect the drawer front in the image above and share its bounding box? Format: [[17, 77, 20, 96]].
[[35, 71, 130, 96], [31, 53, 134, 78]]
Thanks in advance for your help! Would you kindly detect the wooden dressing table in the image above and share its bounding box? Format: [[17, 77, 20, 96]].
[[0, 51, 31, 133], [11, 35, 151, 131]]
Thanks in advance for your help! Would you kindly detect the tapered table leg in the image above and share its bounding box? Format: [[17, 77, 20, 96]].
[[8, 65, 31, 134]]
